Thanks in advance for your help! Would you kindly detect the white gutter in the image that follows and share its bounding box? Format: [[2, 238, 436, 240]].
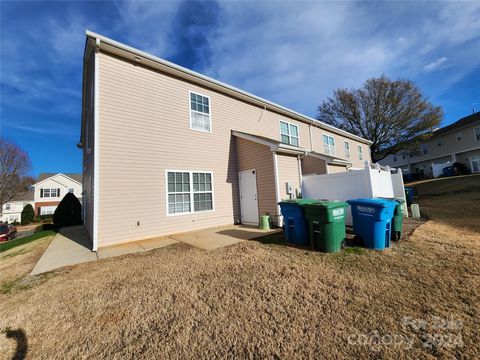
[[92, 37, 100, 252], [85, 30, 372, 145]]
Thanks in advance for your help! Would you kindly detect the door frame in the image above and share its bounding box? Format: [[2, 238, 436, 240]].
[[238, 169, 259, 226], [470, 156, 480, 173]]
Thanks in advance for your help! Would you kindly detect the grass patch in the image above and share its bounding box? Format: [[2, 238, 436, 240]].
[[0, 278, 20, 294], [0, 230, 56, 253], [342, 246, 368, 255]]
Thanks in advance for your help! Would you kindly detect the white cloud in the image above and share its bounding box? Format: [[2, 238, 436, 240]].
[[197, 1, 480, 116], [424, 57, 448, 72]]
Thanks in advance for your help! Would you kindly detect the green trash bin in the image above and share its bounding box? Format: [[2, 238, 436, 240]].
[[391, 199, 404, 241], [301, 200, 348, 253]]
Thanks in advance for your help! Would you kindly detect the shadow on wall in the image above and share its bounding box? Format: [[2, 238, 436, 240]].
[[227, 136, 241, 224], [4, 328, 28, 360]]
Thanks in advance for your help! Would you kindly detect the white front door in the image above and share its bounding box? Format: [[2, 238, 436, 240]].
[[239, 169, 259, 225], [470, 156, 480, 173]]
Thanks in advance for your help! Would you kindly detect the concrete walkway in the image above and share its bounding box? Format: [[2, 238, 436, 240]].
[[31, 224, 280, 275], [31, 226, 178, 275]]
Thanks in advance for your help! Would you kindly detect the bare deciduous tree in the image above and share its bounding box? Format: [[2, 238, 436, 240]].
[[0, 139, 31, 205], [317, 76, 443, 162]]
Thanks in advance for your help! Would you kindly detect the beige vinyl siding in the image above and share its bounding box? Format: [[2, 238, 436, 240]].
[[83, 50, 96, 240], [310, 126, 370, 168], [235, 138, 276, 221], [380, 122, 480, 169], [301, 155, 327, 175], [277, 154, 301, 200], [327, 164, 349, 174], [95, 51, 369, 246]]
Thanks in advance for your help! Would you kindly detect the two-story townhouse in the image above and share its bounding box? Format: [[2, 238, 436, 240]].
[[33, 173, 83, 216], [1, 192, 34, 224], [380, 113, 480, 178], [79, 31, 372, 250]]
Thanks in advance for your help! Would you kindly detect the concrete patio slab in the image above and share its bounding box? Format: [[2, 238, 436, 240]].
[[137, 236, 179, 251], [170, 224, 280, 250], [31, 224, 279, 275], [97, 242, 145, 259]]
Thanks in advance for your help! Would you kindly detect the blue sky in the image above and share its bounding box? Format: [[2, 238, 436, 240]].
[[1, 1, 479, 177]]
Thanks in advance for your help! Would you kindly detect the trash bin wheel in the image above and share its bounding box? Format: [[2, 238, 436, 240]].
[[341, 239, 346, 249], [393, 232, 401, 241]]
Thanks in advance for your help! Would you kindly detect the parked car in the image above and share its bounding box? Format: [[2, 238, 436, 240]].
[[0, 224, 17, 242]]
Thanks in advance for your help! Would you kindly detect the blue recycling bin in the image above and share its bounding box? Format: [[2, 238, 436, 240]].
[[278, 200, 311, 246], [347, 198, 397, 250], [404, 187, 414, 206]]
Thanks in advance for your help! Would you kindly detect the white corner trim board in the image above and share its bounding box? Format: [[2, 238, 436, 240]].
[[93, 37, 100, 252]]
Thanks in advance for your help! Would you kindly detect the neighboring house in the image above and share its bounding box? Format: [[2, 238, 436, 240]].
[[79, 31, 372, 250], [33, 173, 82, 216], [380, 113, 480, 178], [1, 192, 34, 223]]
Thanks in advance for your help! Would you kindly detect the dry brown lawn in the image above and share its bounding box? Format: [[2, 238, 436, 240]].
[[0, 185, 479, 359]]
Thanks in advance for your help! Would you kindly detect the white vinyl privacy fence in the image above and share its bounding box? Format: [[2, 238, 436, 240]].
[[302, 162, 407, 225]]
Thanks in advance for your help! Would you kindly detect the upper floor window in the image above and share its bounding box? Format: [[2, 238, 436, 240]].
[[437, 139, 442, 147], [358, 146, 363, 160], [421, 144, 428, 155], [456, 132, 463, 141], [323, 134, 335, 155], [393, 154, 397, 162], [402, 154, 406, 160], [68, 188, 74, 193], [475, 127, 480, 141], [190, 92, 211, 133], [344, 141, 350, 158], [280, 121, 299, 146], [5, 204, 11, 210], [167, 171, 213, 215], [41, 188, 60, 198]]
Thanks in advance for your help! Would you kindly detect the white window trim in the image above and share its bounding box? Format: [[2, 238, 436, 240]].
[[189, 91, 212, 133], [322, 133, 336, 156], [41, 188, 60, 198], [40, 206, 57, 215], [344, 141, 350, 158], [474, 127, 480, 141], [358, 145, 363, 160], [165, 170, 215, 217], [279, 120, 299, 147]]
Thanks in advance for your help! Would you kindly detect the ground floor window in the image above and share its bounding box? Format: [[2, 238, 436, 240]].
[[40, 206, 57, 215], [167, 171, 213, 215]]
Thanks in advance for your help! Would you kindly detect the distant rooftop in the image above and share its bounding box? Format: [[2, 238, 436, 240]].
[[433, 112, 480, 137], [36, 173, 82, 183]]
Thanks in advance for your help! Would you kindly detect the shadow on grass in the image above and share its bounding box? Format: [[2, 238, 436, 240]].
[[3, 328, 28, 360]]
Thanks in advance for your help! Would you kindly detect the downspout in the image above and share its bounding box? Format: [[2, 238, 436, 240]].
[[309, 123, 314, 152], [272, 151, 282, 227], [297, 151, 307, 198], [92, 37, 100, 252]]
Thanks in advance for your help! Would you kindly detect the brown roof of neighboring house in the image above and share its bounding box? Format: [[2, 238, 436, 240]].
[[433, 112, 480, 137], [9, 191, 34, 202], [36, 173, 82, 184]]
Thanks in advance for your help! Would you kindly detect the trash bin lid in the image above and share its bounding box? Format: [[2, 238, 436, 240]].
[[301, 200, 348, 209], [379, 197, 405, 205], [347, 198, 397, 208], [278, 199, 318, 206]]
